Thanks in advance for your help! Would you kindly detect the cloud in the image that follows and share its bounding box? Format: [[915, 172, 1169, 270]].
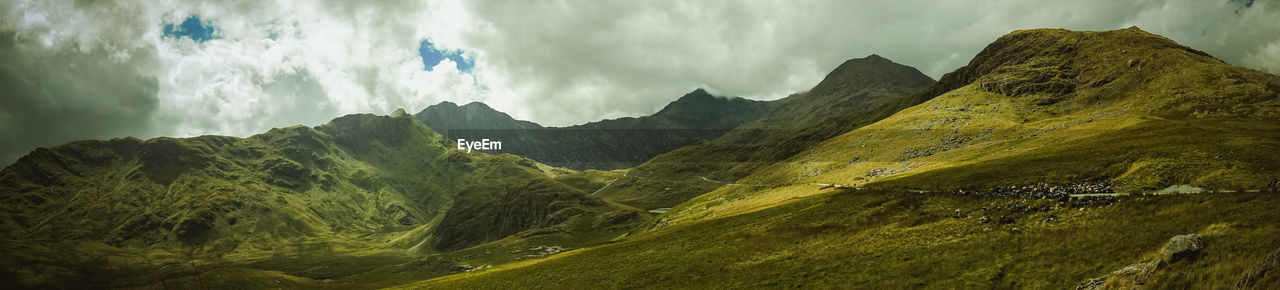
[[449, 0, 1280, 126], [0, 30, 160, 165], [0, 0, 1277, 166], [0, 0, 486, 165]]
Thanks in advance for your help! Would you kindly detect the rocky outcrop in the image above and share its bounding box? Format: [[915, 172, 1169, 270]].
[[1077, 260, 1160, 290], [1162, 234, 1204, 263], [1077, 234, 1206, 289]]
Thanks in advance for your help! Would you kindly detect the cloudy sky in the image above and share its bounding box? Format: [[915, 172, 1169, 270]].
[[0, 0, 1277, 165]]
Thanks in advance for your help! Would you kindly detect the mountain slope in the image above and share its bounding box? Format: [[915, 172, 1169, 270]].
[[0, 113, 454, 248], [786, 27, 1279, 188], [594, 54, 935, 209], [415, 89, 783, 170], [0, 110, 644, 288], [657, 27, 1280, 229], [408, 189, 1280, 289], [399, 27, 1280, 289], [425, 173, 643, 252]]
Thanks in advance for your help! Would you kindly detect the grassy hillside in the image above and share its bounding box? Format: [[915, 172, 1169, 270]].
[[3, 26, 1277, 288], [402, 27, 1280, 288], [0, 110, 645, 289], [420, 155, 643, 252], [659, 27, 1280, 229], [594, 55, 935, 209], [408, 189, 1280, 288], [552, 169, 627, 194]]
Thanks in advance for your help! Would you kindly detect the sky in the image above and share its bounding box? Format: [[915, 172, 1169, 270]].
[[0, 0, 1278, 166]]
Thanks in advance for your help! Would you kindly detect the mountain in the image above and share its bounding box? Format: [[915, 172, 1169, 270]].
[[0, 111, 644, 288], [733, 27, 1280, 195], [415, 101, 543, 133], [4, 26, 1279, 289], [414, 89, 783, 170], [648, 26, 1280, 233], [626, 88, 783, 130], [593, 54, 935, 209], [401, 27, 1280, 288]]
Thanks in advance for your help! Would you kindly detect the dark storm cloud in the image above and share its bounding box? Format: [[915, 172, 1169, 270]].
[[0, 31, 161, 165]]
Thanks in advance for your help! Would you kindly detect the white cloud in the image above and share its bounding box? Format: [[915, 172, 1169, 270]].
[[444, 0, 1280, 125], [0, 0, 1277, 165]]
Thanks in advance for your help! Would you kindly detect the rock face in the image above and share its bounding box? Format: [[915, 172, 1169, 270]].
[[1162, 234, 1205, 263]]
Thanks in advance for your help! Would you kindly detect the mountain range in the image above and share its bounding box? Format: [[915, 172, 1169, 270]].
[[1, 27, 1278, 289], [0, 109, 645, 288], [593, 54, 936, 209], [415, 89, 782, 170], [410, 27, 1280, 289]]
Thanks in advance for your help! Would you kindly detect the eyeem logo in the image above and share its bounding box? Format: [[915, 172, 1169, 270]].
[[457, 139, 502, 153]]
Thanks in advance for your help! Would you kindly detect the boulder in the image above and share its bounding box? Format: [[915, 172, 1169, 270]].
[[1162, 234, 1205, 263]]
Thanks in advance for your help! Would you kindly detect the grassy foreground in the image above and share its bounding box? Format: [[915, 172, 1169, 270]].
[[405, 189, 1280, 288]]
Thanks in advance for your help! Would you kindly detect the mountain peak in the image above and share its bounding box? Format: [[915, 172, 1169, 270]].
[[646, 88, 780, 130], [650, 88, 722, 117], [679, 88, 714, 100], [659, 88, 726, 114], [912, 26, 1221, 105], [414, 100, 541, 131], [810, 54, 934, 94], [431, 101, 459, 108], [460, 101, 493, 109]]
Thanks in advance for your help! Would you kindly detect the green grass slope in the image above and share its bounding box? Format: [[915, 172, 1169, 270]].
[[407, 189, 1280, 288], [0, 112, 456, 250], [0, 110, 645, 288], [662, 27, 1280, 228], [399, 27, 1280, 288], [417, 154, 644, 252], [594, 55, 935, 209]]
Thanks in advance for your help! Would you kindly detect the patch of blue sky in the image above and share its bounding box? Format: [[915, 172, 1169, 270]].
[[419, 39, 474, 72], [163, 16, 216, 42]]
